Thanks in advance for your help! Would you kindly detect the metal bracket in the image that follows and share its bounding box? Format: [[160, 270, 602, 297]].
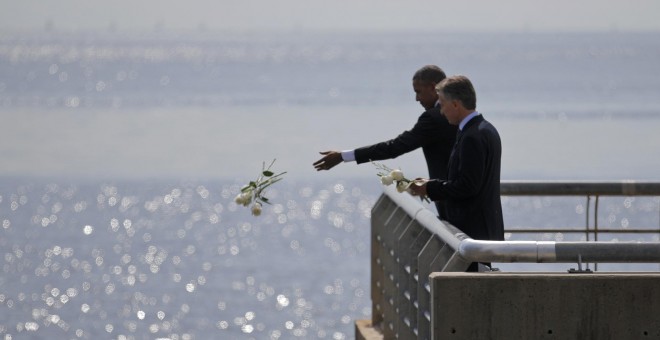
[[568, 254, 593, 273]]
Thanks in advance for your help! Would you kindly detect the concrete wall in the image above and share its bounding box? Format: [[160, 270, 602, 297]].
[[355, 319, 384, 340], [430, 272, 660, 340]]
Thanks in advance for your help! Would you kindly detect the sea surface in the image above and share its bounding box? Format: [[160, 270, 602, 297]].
[[1, 30, 659, 339]]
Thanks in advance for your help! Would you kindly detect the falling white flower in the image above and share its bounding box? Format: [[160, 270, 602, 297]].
[[235, 159, 286, 217], [234, 192, 252, 206], [251, 203, 262, 216]]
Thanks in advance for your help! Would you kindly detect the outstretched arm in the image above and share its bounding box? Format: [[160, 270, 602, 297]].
[[313, 151, 344, 171], [353, 109, 451, 164]]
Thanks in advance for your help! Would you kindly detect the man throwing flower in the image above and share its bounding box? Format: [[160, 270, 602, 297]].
[[313, 65, 456, 219]]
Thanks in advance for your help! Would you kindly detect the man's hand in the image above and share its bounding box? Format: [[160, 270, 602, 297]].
[[407, 178, 429, 197], [313, 151, 343, 171]]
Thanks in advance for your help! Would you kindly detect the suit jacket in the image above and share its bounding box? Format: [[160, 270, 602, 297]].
[[353, 106, 457, 216], [426, 114, 504, 241]]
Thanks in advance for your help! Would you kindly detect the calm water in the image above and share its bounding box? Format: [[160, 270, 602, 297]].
[[1, 31, 660, 339], [0, 178, 378, 339]]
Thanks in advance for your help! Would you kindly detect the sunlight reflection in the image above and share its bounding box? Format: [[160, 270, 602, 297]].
[[0, 179, 389, 338]]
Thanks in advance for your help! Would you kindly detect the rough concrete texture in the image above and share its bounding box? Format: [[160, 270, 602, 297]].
[[431, 272, 660, 340]]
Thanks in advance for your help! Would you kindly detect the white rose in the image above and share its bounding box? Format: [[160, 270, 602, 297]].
[[380, 175, 394, 186], [390, 169, 404, 181], [243, 193, 253, 206], [251, 202, 262, 216], [235, 192, 252, 206], [396, 181, 410, 193]]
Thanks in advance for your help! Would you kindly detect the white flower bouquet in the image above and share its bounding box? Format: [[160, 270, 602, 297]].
[[234, 159, 287, 216], [372, 161, 430, 203]]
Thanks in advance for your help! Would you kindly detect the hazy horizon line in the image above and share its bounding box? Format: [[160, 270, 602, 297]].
[[2, 26, 660, 38]]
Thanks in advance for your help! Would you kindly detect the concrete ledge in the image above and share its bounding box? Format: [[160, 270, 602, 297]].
[[355, 319, 384, 340], [430, 272, 660, 340]]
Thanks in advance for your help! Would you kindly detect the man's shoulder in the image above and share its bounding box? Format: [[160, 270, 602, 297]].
[[465, 114, 497, 131], [465, 116, 502, 144], [418, 106, 453, 127], [478, 116, 500, 134], [421, 105, 442, 117]]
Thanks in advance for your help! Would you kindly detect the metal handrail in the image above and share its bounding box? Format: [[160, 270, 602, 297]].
[[500, 180, 660, 243], [412, 181, 660, 264], [376, 181, 660, 265], [500, 180, 660, 196], [458, 239, 660, 263]]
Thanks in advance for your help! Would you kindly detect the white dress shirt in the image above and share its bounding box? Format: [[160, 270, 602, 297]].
[[459, 111, 480, 131]]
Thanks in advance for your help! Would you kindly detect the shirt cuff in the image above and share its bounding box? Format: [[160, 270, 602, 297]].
[[341, 150, 356, 162]]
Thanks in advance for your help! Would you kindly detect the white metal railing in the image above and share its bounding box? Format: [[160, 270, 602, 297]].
[[367, 181, 660, 340], [500, 180, 660, 240]]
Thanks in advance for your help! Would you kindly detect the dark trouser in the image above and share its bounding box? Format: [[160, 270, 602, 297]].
[[434, 201, 450, 220], [466, 262, 491, 272], [433, 202, 490, 272]]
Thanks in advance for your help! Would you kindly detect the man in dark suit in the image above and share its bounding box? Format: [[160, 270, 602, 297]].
[[312, 65, 457, 218], [409, 75, 504, 270]]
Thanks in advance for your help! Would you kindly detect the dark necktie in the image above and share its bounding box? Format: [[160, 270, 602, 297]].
[[447, 129, 463, 173]]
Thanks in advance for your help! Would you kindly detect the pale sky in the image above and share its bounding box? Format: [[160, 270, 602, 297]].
[[2, 0, 660, 33]]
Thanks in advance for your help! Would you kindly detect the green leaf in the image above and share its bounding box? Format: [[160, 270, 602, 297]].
[[263, 170, 274, 177], [249, 181, 257, 188], [263, 177, 283, 187]]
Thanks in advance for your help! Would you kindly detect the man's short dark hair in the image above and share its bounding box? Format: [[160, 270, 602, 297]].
[[412, 65, 446, 85], [436, 75, 477, 110]]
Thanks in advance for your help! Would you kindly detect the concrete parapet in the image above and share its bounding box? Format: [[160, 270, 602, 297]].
[[355, 319, 384, 340], [430, 272, 660, 340]]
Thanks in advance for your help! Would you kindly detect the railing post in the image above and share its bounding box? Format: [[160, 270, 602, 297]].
[[594, 195, 600, 271], [585, 195, 591, 241]]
